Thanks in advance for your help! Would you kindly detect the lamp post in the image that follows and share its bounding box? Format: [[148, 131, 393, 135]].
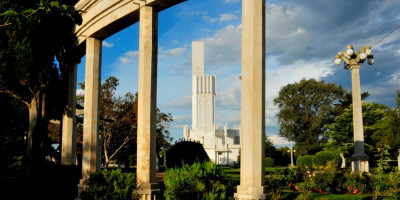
[[334, 45, 374, 172], [287, 148, 295, 167]]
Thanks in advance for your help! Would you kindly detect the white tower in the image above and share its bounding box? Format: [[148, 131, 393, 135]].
[[191, 41, 216, 132]]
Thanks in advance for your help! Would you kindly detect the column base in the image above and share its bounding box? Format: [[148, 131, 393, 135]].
[[234, 185, 269, 200], [137, 183, 160, 200], [352, 160, 369, 172], [75, 179, 89, 200]]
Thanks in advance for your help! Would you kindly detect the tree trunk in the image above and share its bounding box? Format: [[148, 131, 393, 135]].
[[26, 91, 48, 182]]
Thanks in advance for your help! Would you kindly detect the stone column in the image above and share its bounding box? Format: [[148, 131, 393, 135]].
[[350, 64, 369, 172], [235, 0, 267, 199], [136, 5, 159, 200], [61, 63, 78, 165], [81, 37, 102, 181]]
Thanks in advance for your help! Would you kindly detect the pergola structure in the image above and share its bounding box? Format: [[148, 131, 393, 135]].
[[61, 0, 267, 199]]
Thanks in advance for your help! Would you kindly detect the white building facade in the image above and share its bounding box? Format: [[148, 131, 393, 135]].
[[183, 41, 240, 166]]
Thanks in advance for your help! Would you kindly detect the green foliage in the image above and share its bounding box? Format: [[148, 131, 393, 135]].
[[344, 172, 373, 194], [274, 78, 345, 155], [0, 0, 82, 176], [81, 169, 136, 200], [296, 155, 314, 169], [163, 161, 234, 200], [313, 151, 341, 168], [266, 167, 302, 199], [273, 146, 291, 166], [77, 76, 173, 167], [166, 140, 209, 168], [264, 157, 274, 167], [265, 136, 277, 158], [373, 144, 391, 173], [312, 161, 345, 193], [324, 102, 391, 164]]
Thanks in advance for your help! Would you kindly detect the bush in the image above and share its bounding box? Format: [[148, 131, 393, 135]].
[[265, 167, 302, 198], [166, 140, 209, 168], [81, 169, 137, 200], [296, 155, 314, 169], [163, 161, 235, 200], [312, 161, 345, 193], [345, 172, 373, 194], [264, 157, 274, 167], [313, 151, 341, 168]]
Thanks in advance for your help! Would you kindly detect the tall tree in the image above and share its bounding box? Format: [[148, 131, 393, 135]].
[[273, 78, 345, 155], [0, 0, 81, 178], [324, 103, 387, 153], [77, 76, 173, 167]]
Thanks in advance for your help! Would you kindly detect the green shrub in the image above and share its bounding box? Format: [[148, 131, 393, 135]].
[[388, 171, 400, 199], [345, 172, 373, 194], [312, 161, 345, 193], [163, 161, 234, 200], [296, 155, 314, 169], [312, 151, 341, 168], [81, 169, 136, 200], [372, 171, 400, 198], [265, 167, 302, 198], [166, 140, 209, 168], [264, 157, 274, 167]]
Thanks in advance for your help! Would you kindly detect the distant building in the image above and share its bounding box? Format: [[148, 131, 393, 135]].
[[183, 41, 240, 165]]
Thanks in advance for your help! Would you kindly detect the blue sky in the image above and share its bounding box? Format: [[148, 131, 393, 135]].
[[76, 0, 400, 148]]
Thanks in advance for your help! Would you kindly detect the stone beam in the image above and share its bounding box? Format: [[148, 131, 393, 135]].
[[136, 5, 159, 199], [82, 37, 102, 180], [61, 63, 78, 165], [235, 0, 267, 199], [74, 0, 186, 58]]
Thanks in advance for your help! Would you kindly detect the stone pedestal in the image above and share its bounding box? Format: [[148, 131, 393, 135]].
[[137, 183, 160, 200], [235, 0, 267, 199], [61, 63, 78, 165], [137, 5, 159, 200], [350, 65, 369, 172]]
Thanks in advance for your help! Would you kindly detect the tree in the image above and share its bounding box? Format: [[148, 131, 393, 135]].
[[264, 136, 277, 158], [273, 78, 346, 155], [77, 76, 173, 167], [324, 102, 390, 163], [0, 0, 81, 179]]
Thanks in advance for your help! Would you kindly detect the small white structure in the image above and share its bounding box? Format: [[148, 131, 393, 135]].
[[183, 41, 240, 166]]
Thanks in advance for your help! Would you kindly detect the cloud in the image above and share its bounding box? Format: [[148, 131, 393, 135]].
[[161, 95, 192, 111], [76, 89, 84, 96], [269, 134, 295, 146], [216, 85, 241, 109], [225, 0, 239, 3], [159, 47, 187, 58], [219, 13, 238, 22], [102, 41, 114, 48], [202, 24, 242, 68], [119, 51, 139, 65]]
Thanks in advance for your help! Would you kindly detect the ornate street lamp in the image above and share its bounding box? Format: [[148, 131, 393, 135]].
[[334, 45, 374, 172]]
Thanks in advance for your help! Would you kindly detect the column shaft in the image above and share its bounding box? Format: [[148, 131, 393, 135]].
[[61, 63, 78, 165], [82, 37, 102, 180], [350, 65, 369, 172], [235, 0, 267, 199], [137, 5, 159, 196]]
